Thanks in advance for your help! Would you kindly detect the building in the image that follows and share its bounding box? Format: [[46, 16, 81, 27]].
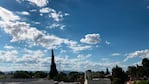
[[49, 49, 58, 79], [84, 70, 111, 84]]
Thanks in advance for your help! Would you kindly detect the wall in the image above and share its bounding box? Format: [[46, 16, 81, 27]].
[[84, 78, 111, 84]]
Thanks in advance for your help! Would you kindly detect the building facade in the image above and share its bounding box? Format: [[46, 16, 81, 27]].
[[84, 70, 111, 84]]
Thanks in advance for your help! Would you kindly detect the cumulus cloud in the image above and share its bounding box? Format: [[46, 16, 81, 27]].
[[112, 53, 121, 56], [16, 0, 22, 3], [80, 34, 101, 44], [0, 50, 18, 63], [16, 11, 30, 15], [0, 7, 20, 21], [4, 45, 14, 49], [147, 5, 149, 9], [40, 7, 55, 13], [0, 48, 51, 71], [49, 11, 65, 22], [39, 7, 69, 29], [69, 45, 91, 52], [0, 6, 90, 52], [64, 40, 92, 52], [77, 54, 92, 59], [40, 7, 69, 22], [0, 47, 121, 71], [124, 49, 149, 62], [38, 6, 69, 31], [105, 41, 111, 45], [48, 23, 65, 30], [27, 0, 48, 7], [56, 55, 120, 71]]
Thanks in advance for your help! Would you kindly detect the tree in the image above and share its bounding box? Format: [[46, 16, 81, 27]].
[[92, 71, 105, 78], [136, 65, 143, 78], [13, 71, 31, 78], [112, 78, 122, 84], [142, 58, 149, 77], [55, 72, 68, 81], [106, 68, 110, 75], [127, 66, 136, 78], [68, 71, 80, 82], [0, 71, 4, 75], [33, 71, 47, 78], [112, 65, 128, 84]]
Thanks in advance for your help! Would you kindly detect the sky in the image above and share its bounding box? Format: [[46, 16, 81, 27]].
[[0, 0, 149, 72]]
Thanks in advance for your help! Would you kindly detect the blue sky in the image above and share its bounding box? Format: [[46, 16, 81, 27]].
[[0, 0, 149, 72]]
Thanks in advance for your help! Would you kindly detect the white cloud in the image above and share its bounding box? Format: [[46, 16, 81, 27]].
[[60, 49, 66, 53], [64, 40, 92, 52], [0, 50, 18, 63], [60, 25, 65, 30], [64, 13, 70, 16], [4, 45, 14, 49], [16, 11, 30, 15], [39, 7, 69, 31], [0, 47, 121, 71], [147, 6, 149, 9], [124, 49, 149, 62], [29, 9, 37, 12], [132, 61, 142, 66], [56, 55, 120, 71], [69, 45, 91, 52], [0, 48, 51, 71], [40, 7, 55, 13], [0, 7, 20, 21], [16, 0, 22, 3], [32, 21, 40, 24], [48, 23, 65, 30], [80, 34, 101, 44], [28, 0, 48, 7], [77, 54, 91, 59], [0, 7, 64, 49], [39, 7, 68, 29], [49, 11, 64, 22], [105, 41, 111, 45], [112, 53, 121, 56], [0, 6, 90, 52]]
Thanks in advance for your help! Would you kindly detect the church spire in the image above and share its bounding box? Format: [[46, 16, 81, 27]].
[[51, 49, 54, 63], [49, 49, 58, 79]]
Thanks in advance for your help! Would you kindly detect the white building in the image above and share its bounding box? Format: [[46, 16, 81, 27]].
[[84, 70, 111, 84]]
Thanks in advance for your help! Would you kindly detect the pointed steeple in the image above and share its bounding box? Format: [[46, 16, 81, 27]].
[[49, 49, 58, 79], [51, 49, 55, 63]]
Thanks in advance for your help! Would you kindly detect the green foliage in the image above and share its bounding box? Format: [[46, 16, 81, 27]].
[[135, 80, 149, 84], [112, 78, 123, 84], [136, 65, 143, 78], [55, 72, 68, 81], [112, 65, 128, 83], [54, 71, 84, 83], [13, 71, 31, 78], [33, 71, 47, 78], [142, 58, 149, 77], [68, 71, 80, 82], [92, 71, 105, 78], [127, 58, 149, 79], [0, 71, 4, 75], [127, 66, 137, 77]]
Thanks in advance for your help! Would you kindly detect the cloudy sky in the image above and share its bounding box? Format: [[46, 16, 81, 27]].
[[0, 0, 149, 72]]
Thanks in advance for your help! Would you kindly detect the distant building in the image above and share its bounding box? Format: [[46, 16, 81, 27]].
[[84, 70, 111, 84], [49, 49, 58, 79]]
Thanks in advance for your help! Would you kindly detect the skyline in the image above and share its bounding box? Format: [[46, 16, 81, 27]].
[[0, 0, 149, 71]]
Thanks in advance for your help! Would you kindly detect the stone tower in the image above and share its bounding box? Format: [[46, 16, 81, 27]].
[[49, 49, 58, 79]]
